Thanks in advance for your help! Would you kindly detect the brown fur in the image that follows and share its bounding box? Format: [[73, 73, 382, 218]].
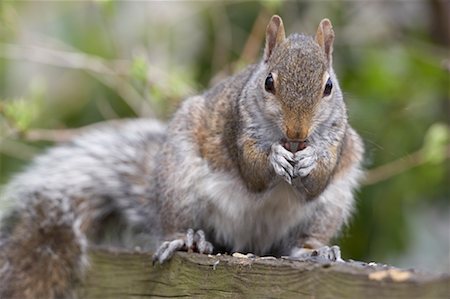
[[333, 127, 365, 180], [1, 199, 87, 299]]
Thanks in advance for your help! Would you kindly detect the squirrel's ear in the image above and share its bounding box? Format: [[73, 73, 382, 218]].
[[264, 15, 286, 63], [315, 18, 335, 66]]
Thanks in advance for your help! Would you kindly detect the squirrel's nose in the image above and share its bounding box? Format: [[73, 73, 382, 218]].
[[282, 138, 308, 153], [286, 126, 309, 141]]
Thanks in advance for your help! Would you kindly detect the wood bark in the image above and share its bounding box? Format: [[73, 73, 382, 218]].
[[77, 248, 449, 299]]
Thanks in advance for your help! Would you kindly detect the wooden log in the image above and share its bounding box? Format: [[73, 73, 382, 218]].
[[77, 247, 449, 299]]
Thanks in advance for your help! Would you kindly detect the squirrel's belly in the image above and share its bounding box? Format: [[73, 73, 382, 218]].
[[196, 171, 309, 255]]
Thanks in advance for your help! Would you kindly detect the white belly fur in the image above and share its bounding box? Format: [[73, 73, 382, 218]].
[[195, 169, 309, 254]]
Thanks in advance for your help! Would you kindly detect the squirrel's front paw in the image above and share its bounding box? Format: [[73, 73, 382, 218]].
[[293, 146, 317, 178], [289, 245, 343, 263], [152, 229, 213, 264], [269, 143, 294, 184]]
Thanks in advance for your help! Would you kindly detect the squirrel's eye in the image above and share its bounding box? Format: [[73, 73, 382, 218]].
[[265, 73, 275, 94], [323, 77, 333, 97]]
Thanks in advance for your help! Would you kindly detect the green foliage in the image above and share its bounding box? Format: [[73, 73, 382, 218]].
[[3, 98, 35, 132], [423, 123, 449, 164], [1, 78, 45, 133], [131, 55, 148, 84]]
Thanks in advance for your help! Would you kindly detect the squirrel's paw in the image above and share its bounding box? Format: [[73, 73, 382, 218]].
[[293, 146, 317, 177], [152, 229, 213, 264], [269, 143, 294, 184], [289, 245, 343, 263]]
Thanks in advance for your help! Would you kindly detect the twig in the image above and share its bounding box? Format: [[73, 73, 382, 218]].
[[239, 9, 272, 64], [210, 6, 232, 75], [362, 145, 450, 186], [96, 97, 120, 120], [0, 139, 40, 161], [22, 128, 85, 143], [0, 43, 117, 75], [0, 43, 154, 117], [2, 120, 125, 144]]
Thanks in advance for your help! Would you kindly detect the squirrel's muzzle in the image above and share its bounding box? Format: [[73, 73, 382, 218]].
[[284, 123, 309, 152], [282, 138, 308, 153], [285, 121, 309, 141]]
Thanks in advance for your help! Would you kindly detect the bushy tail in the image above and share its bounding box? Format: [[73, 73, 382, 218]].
[[0, 192, 89, 299]]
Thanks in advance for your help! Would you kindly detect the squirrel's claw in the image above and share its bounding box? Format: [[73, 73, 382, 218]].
[[293, 146, 317, 178], [270, 143, 294, 184], [289, 245, 343, 263], [152, 229, 213, 265], [152, 239, 185, 265], [194, 229, 214, 254]]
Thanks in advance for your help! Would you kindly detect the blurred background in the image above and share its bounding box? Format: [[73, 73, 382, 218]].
[[0, 1, 448, 273]]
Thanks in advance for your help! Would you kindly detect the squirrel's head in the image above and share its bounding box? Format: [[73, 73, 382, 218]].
[[257, 15, 340, 147]]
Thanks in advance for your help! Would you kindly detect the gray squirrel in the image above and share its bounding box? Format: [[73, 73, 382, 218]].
[[0, 15, 364, 299]]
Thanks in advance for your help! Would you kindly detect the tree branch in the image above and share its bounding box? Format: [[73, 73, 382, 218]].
[[362, 145, 450, 186]]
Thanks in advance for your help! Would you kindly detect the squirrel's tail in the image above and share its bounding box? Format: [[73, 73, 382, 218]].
[[0, 119, 166, 298], [0, 191, 90, 299]]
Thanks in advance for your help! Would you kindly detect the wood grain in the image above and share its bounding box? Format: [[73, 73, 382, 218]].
[[77, 248, 450, 299]]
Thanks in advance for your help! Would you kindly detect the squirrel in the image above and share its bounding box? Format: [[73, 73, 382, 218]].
[[0, 15, 364, 299]]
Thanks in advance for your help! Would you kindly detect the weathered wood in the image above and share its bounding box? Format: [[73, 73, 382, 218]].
[[77, 247, 449, 299]]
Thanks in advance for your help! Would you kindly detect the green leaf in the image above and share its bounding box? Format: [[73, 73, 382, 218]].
[[131, 56, 149, 83], [3, 98, 38, 131], [422, 123, 450, 164]]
